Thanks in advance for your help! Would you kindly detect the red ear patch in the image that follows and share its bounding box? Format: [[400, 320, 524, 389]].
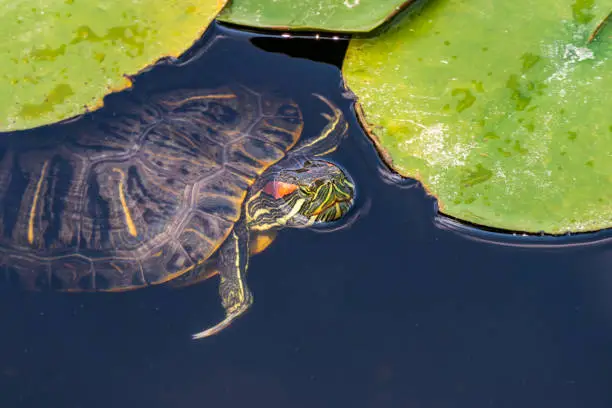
[[263, 181, 298, 199]]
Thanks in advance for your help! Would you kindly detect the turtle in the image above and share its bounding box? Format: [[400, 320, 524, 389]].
[[0, 86, 355, 339]]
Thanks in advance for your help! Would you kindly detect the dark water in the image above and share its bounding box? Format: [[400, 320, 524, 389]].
[[1, 22, 612, 408]]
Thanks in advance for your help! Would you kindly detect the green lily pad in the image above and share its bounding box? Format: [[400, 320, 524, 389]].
[[217, 0, 416, 33], [1, 0, 226, 132], [343, 0, 612, 234]]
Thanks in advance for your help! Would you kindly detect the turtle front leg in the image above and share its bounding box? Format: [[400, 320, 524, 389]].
[[192, 220, 253, 340]]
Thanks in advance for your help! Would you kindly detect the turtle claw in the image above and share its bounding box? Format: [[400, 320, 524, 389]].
[[192, 313, 238, 340], [191, 302, 251, 340], [192, 318, 234, 340]]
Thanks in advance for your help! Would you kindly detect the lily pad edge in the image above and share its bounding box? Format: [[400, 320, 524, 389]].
[[217, 0, 422, 34], [348, 95, 612, 238]]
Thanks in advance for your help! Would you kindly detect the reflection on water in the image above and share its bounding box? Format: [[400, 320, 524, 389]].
[[0, 22, 612, 408]]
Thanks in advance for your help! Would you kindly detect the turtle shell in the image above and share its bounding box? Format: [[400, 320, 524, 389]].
[[0, 87, 303, 291]]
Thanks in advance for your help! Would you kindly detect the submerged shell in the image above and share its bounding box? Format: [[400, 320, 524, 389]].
[[0, 87, 303, 291]]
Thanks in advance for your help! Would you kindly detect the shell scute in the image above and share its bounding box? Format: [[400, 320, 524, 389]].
[[252, 117, 303, 151], [4, 256, 51, 290], [93, 259, 146, 291], [139, 242, 194, 285], [140, 120, 224, 183], [195, 170, 252, 223], [179, 211, 233, 264], [226, 137, 288, 179], [67, 99, 158, 158], [0, 87, 306, 291], [39, 154, 84, 251], [80, 162, 182, 252], [49, 256, 94, 291], [157, 89, 257, 140], [260, 95, 299, 117]]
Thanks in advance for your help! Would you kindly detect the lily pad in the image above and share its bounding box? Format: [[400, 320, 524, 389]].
[[0, 0, 226, 132], [217, 0, 416, 33], [343, 0, 612, 234]]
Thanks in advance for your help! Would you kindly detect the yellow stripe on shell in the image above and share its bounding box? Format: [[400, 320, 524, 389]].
[[28, 160, 49, 245], [112, 168, 138, 237]]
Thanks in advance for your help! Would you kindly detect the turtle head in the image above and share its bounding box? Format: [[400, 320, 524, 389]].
[[247, 159, 355, 231]]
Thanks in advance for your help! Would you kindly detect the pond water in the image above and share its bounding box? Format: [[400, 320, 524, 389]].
[[1, 22, 612, 408]]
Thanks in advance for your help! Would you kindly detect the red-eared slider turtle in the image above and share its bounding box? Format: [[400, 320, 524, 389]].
[[0, 86, 355, 339]]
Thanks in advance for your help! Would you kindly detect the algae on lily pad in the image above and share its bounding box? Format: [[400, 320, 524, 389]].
[[343, 0, 612, 234], [218, 0, 416, 33], [0, 0, 226, 132]]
